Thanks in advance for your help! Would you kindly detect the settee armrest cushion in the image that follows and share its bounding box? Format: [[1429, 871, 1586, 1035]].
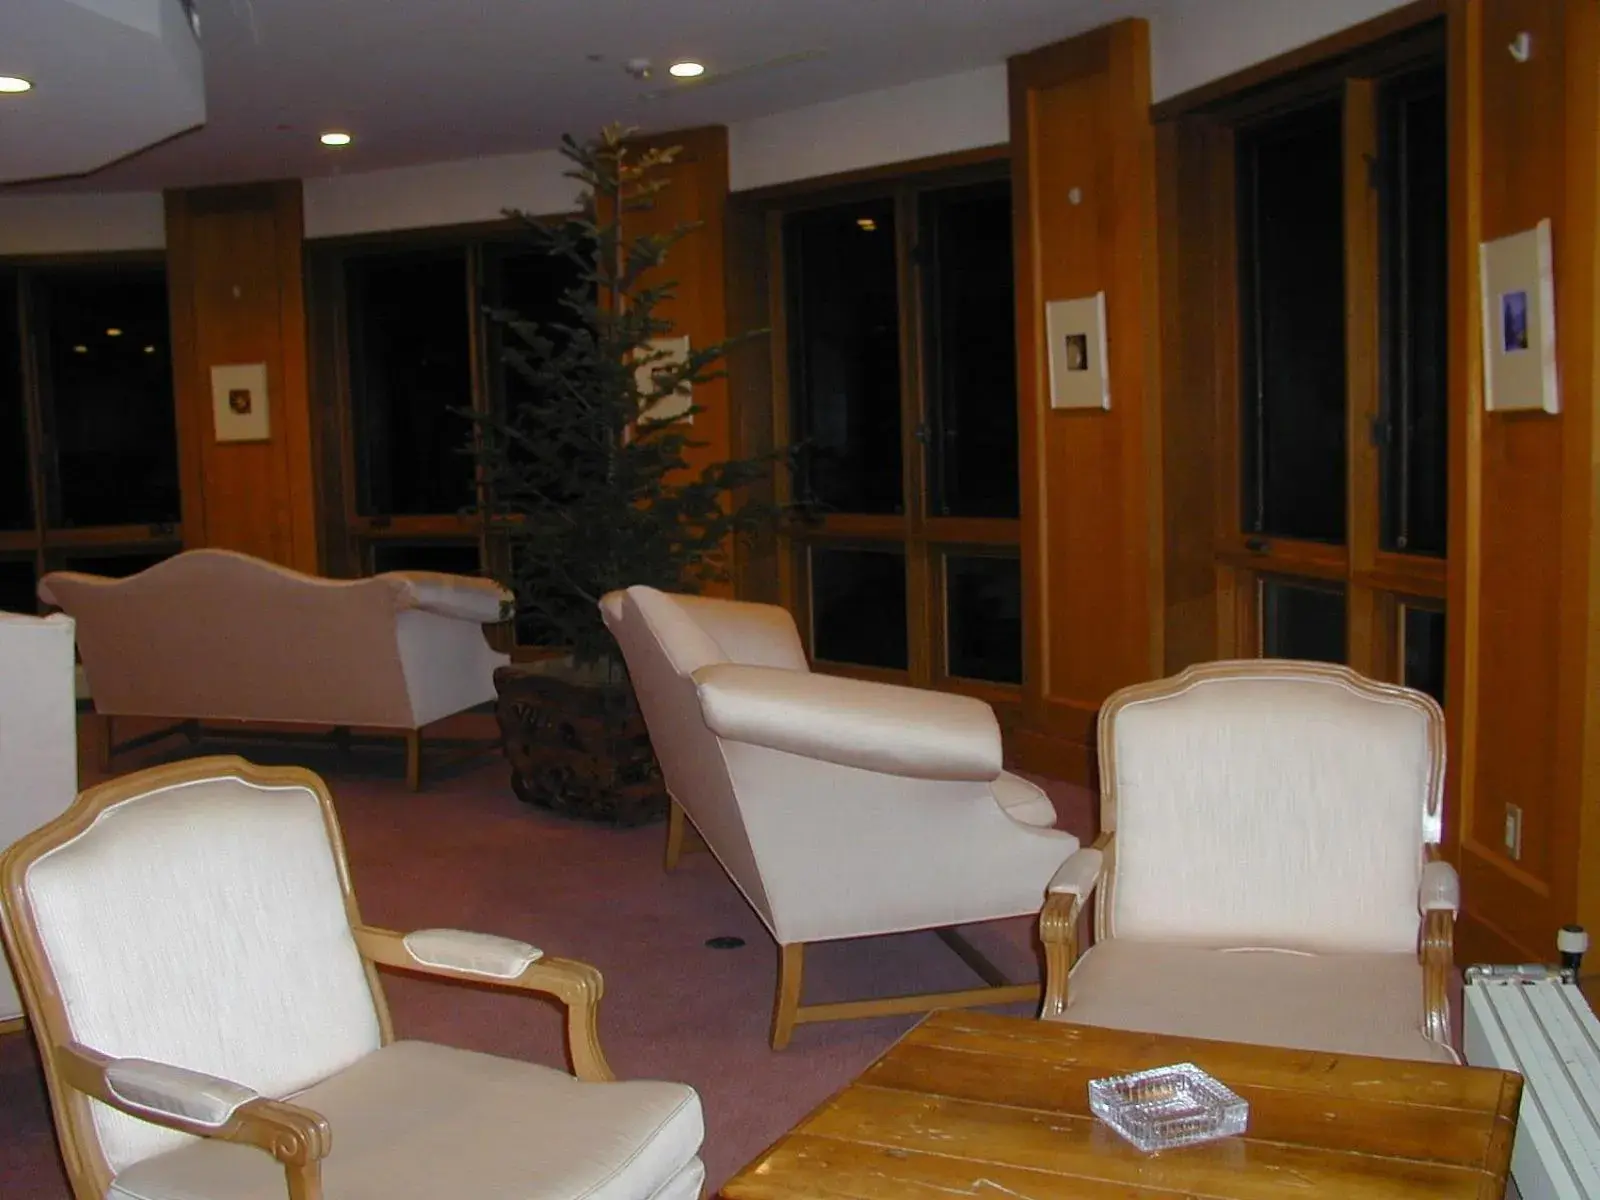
[[384, 572, 513, 623], [1420, 859, 1460, 913], [401, 928, 544, 979], [105, 1058, 260, 1129], [693, 662, 1002, 781]]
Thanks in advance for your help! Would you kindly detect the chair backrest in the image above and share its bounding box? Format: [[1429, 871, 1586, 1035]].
[[0, 612, 78, 1022], [0, 757, 387, 1185], [600, 587, 807, 931], [39, 548, 419, 728], [1098, 660, 1442, 954]]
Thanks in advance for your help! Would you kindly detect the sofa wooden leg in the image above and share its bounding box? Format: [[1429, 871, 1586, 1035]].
[[404, 730, 423, 792], [93, 714, 113, 775], [771, 943, 805, 1051], [664, 799, 687, 871]]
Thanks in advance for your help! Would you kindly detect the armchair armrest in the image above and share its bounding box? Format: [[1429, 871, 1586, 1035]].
[[1039, 835, 1112, 1021], [56, 1042, 329, 1189], [1420, 859, 1460, 913], [384, 572, 513, 624], [692, 663, 1001, 781], [354, 925, 613, 1082]]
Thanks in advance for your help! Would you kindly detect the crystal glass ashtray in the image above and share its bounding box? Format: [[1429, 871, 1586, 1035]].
[[1088, 1062, 1249, 1153]]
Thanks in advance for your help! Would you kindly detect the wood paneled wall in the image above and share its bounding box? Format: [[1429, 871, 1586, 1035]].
[[1008, 21, 1164, 782], [165, 182, 319, 572], [1450, 0, 1600, 963]]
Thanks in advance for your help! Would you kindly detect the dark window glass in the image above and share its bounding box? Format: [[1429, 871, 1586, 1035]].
[[32, 267, 179, 527], [809, 545, 907, 669], [0, 273, 29, 532], [1402, 604, 1446, 703], [346, 248, 474, 516], [1379, 68, 1448, 556], [1238, 102, 1347, 544], [61, 550, 174, 579], [921, 182, 1019, 518], [945, 553, 1022, 684], [1260, 577, 1346, 663], [370, 540, 482, 576], [0, 557, 36, 614], [785, 199, 903, 515]]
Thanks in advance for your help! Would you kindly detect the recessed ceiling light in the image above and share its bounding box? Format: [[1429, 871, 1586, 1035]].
[[0, 77, 31, 94], [320, 131, 352, 146], [105, 327, 123, 337], [668, 61, 705, 78]]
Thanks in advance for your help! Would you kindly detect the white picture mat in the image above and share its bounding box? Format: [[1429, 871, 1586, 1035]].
[[1479, 219, 1558, 413], [635, 335, 693, 425], [210, 362, 272, 441], [1045, 293, 1110, 411]]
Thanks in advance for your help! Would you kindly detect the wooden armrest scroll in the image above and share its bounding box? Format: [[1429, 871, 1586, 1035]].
[[354, 925, 613, 1082], [1419, 845, 1455, 1047], [58, 1042, 329, 1200], [1038, 833, 1112, 1021]]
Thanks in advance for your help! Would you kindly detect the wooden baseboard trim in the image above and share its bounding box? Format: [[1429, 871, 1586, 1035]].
[[0, 1016, 27, 1036], [1007, 728, 1094, 787]]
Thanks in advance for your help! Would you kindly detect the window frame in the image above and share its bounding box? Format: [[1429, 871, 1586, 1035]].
[[1198, 23, 1449, 684], [763, 154, 1024, 706]]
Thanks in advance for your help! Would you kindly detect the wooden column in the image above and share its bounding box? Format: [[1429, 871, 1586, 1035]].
[[1449, 0, 1600, 963], [624, 126, 738, 595], [164, 181, 319, 573], [1007, 21, 1164, 783]]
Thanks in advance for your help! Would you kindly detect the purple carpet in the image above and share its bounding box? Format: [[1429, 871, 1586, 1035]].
[[0, 721, 1094, 1197]]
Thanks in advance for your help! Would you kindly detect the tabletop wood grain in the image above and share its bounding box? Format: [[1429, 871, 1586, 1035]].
[[722, 1010, 1522, 1200]]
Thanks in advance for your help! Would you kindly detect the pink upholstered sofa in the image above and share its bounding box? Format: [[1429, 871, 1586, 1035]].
[[38, 549, 512, 788]]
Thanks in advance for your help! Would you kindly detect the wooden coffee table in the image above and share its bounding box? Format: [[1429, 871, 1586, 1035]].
[[722, 1010, 1522, 1199]]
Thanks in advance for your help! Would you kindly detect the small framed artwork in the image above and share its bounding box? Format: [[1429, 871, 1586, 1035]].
[[1045, 293, 1110, 410], [1479, 219, 1558, 413], [635, 335, 693, 425], [209, 362, 272, 441]]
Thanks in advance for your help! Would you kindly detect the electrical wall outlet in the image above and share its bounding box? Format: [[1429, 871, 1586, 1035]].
[[1504, 803, 1524, 861]]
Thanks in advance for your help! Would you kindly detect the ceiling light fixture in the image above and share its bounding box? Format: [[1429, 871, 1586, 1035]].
[[320, 131, 352, 146], [668, 61, 705, 78], [0, 76, 31, 94], [105, 327, 123, 337]]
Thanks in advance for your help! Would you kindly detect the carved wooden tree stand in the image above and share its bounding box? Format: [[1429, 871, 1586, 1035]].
[[493, 666, 667, 827]]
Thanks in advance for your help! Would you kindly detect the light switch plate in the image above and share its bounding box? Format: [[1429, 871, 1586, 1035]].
[[1504, 803, 1523, 860]]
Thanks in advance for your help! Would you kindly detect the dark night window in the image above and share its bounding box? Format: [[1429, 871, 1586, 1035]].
[[1260, 576, 1346, 664], [1378, 67, 1448, 556], [0, 272, 28, 531], [32, 267, 180, 528], [346, 248, 474, 516], [0, 558, 36, 614], [1238, 101, 1347, 544], [945, 553, 1022, 684], [1402, 603, 1445, 703], [785, 198, 903, 515], [810, 545, 907, 670], [921, 182, 1020, 519], [370, 540, 482, 576], [61, 551, 175, 579]]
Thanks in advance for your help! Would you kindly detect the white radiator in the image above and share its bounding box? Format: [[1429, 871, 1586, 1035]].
[[1463, 964, 1600, 1200]]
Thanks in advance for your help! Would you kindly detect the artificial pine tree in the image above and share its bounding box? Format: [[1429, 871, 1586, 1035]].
[[473, 125, 777, 824]]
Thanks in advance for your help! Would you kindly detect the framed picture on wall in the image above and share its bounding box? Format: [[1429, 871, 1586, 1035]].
[[209, 362, 272, 441], [1479, 219, 1558, 413], [1045, 293, 1110, 410]]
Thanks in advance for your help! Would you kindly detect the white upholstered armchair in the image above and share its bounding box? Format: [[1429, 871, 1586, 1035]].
[[0, 756, 704, 1200], [1040, 660, 1458, 1063], [601, 586, 1080, 1049]]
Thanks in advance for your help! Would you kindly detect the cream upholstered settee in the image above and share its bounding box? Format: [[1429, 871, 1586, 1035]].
[[38, 549, 511, 789]]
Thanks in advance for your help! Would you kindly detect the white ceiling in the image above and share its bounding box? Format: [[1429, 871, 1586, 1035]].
[[1, 0, 1141, 193]]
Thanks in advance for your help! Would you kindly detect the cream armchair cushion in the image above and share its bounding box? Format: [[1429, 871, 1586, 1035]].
[[601, 585, 1079, 1048], [0, 757, 704, 1200], [1040, 660, 1457, 1064]]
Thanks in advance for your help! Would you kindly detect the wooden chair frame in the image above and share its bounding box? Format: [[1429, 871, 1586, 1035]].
[[663, 800, 1041, 1050], [0, 755, 615, 1200], [1037, 660, 1454, 1047]]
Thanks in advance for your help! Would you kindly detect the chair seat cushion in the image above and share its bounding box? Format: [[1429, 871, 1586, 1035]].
[[991, 771, 1058, 828], [109, 1041, 705, 1200], [1049, 939, 1456, 1063]]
